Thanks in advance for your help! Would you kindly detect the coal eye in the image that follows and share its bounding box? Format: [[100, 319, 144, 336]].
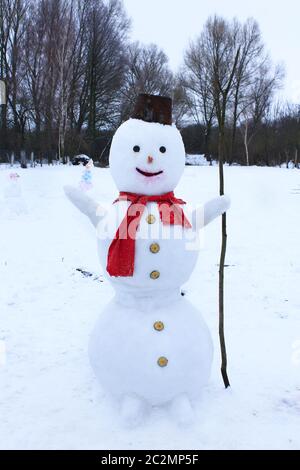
[[159, 146, 166, 153], [133, 145, 140, 153]]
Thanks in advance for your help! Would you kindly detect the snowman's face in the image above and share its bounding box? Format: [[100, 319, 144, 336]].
[[109, 119, 185, 195]]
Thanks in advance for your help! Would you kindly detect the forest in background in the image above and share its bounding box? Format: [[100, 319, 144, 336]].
[[0, 0, 299, 168]]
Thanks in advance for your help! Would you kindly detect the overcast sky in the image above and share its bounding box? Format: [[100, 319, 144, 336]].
[[123, 0, 300, 103]]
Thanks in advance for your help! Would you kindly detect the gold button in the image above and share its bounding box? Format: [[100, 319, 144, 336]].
[[154, 321, 164, 331], [157, 356, 168, 367], [150, 270, 160, 280], [146, 214, 156, 224], [150, 243, 160, 254]]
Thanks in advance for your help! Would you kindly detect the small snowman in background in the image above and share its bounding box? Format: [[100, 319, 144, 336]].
[[79, 158, 94, 192], [3, 172, 27, 217], [5, 173, 21, 197], [65, 94, 230, 427]]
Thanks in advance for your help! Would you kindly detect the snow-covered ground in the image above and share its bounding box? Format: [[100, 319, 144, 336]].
[[186, 154, 210, 165], [0, 164, 299, 450]]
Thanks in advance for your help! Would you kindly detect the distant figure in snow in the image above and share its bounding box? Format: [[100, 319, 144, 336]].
[[4, 173, 21, 198], [3, 172, 27, 217], [79, 158, 94, 192]]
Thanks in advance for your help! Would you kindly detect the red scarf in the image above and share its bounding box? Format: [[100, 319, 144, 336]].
[[106, 191, 192, 277]]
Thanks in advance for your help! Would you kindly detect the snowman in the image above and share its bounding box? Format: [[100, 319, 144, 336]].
[[2, 172, 27, 217], [65, 94, 230, 426], [79, 158, 94, 192], [4, 172, 21, 198]]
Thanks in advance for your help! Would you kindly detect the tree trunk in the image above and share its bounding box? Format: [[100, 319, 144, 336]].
[[244, 119, 250, 166], [218, 127, 230, 389], [285, 150, 289, 169], [0, 81, 7, 151], [58, 131, 66, 164], [61, 132, 66, 164], [230, 94, 238, 164], [294, 147, 298, 169], [0, 101, 6, 130], [20, 150, 27, 168], [204, 123, 212, 164]]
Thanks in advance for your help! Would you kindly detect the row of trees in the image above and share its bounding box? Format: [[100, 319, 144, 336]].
[[0, 0, 299, 167], [180, 16, 299, 168], [0, 0, 173, 164], [182, 102, 300, 167]]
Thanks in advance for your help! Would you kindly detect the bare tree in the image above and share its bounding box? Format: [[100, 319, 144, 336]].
[[274, 102, 300, 169], [188, 15, 242, 388], [172, 80, 190, 129], [0, 0, 7, 139], [23, 3, 44, 135], [55, 0, 78, 163], [229, 19, 264, 164], [0, 3, 294, 167], [83, 0, 129, 142], [209, 17, 240, 388], [1, 0, 29, 158], [21, 0, 129, 162], [182, 40, 216, 161], [239, 62, 283, 165], [120, 42, 173, 120], [66, 0, 88, 132]]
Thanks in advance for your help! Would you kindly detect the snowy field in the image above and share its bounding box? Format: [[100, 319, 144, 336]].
[[0, 164, 300, 450]]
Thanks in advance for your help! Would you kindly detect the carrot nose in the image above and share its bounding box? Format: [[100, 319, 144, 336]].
[[147, 155, 153, 164]]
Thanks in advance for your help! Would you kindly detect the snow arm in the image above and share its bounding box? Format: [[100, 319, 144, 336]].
[[192, 195, 230, 230], [64, 185, 107, 227]]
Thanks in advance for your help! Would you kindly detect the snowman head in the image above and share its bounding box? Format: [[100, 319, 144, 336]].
[[9, 172, 20, 181], [109, 94, 185, 196], [85, 158, 94, 170]]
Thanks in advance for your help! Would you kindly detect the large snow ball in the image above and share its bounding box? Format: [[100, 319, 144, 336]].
[[109, 119, 185, 196]]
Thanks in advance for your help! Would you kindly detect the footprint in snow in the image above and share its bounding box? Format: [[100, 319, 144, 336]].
[[279, 391, 300, 413]]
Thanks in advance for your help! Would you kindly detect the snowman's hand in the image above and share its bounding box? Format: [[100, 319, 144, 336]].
[[64, 185, 106, 227], [192, 195, 230, 229]]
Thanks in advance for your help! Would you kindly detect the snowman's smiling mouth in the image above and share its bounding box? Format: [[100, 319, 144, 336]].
[[136, 168, 163, 177]]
